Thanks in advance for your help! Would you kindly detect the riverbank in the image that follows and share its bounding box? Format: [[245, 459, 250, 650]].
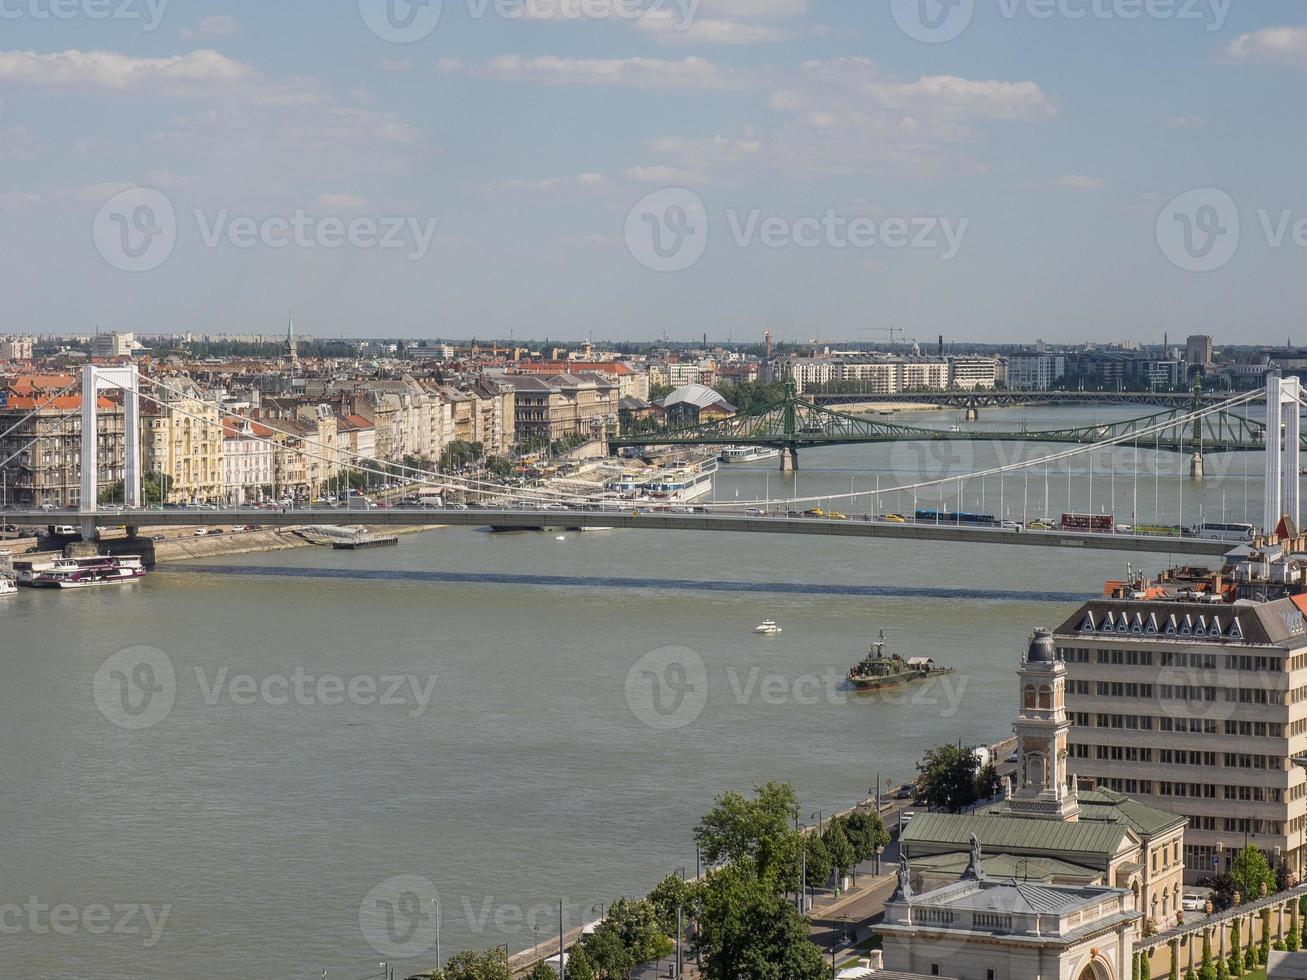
[[839, 401, 943, 415]]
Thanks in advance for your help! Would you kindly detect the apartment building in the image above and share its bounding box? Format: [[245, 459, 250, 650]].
[[1008, 352, 1067, 391], [947, 355, 1001, 390], [0, 337, 34, 361], [1056, 590, 1307, 882], [774, 357, 951, 394], [221, 418, 275, 505], [0, 394, 123, 507], [495, 373, 619, 444], [142, 379, 224, 503]]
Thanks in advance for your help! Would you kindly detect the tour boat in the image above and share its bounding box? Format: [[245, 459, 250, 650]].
[[0, 577, 16, 597], [720, 445, 782, 464], [640, 459, 718, 503], [754, 619, 783, 635], [30, 555, 147, 589]]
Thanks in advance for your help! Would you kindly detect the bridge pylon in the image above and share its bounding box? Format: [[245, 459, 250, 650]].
[[779, 445, 799, 471]]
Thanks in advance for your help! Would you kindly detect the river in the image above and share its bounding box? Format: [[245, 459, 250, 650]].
[[0, 405, 1276, 978]]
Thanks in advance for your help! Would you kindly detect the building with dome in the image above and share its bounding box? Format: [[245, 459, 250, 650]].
[[654, 383, 736, 427], [900, 628, 1187, 934]]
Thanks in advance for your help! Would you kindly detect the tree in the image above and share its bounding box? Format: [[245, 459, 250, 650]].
[[1205, 873, 1236, 912], [434, 946, 512, 980], [803, 834, 832, 891], [581, 922, 637, 980], [1230, 845, 1274, 903], [694, 782, 802, 890], [840, 811, 889, 867], [695, 863, 828, 980], [648, 874, 701, 939], [440, 440, 484, 471], [975, 762, 1001, 801], [486, 455, 513, 479], [916, 744, 980, 813], [565, 945, 596, 980], [525, 964, 558, 980], [822, 822, 855, 885], [604, 897, 672, 964]]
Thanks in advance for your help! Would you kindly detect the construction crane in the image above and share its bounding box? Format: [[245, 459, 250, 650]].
[[859, 327, 908, 346]]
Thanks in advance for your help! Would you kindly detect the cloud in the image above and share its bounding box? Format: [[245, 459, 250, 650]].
[[643, 58, 1055, 178], [624, 164, 708, 184], [1168, 115, 1208, 129], [1228, 26, 1307, 66], [1055, 174, 1105, 191], [378, 58, 413, 73], [453, 54, 751, 90], [497, 172, 608, 192], [318, 193, 369, 208], [0, 191, 41, 210], [636, 14, 796, 44], [0, 48, 255, 91], [181, 15, 239, 39], [0, 124, 42, 159]]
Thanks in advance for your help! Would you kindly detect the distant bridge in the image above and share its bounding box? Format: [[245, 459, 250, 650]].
[[612, 383, 1269, 468], [808, 389, 1239, 410], [3, 508, 1231, 557]]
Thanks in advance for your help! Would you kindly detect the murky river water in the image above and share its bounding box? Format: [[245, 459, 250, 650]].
[[0, 406, 1277, 978]]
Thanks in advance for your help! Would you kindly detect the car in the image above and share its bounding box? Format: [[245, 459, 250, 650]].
[[880, 513, 908, 524], [745, 507, 765, 516], [1007, 750, 1019, 762], [1181, 894, 1206, 912], [1001, 520, 1024, 532], [1028, 520, 1055, 531], [1115, 524, 1134, 534], [895, 783, 916, 800], [193, 529, 209, 537]]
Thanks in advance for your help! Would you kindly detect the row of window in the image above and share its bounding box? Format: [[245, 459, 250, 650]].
[[1062, 646, 1290, 672], [1073, 741, 1285, 771]]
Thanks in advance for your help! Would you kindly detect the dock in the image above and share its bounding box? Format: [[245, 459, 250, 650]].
[[331, 535, 399, 550]]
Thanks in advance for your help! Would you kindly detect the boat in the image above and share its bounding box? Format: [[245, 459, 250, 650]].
[[720, 445, 782, 464], [754, 619, 783, 634], [0, 576, 15, 597], [640, 459, 718, 503], [848, 630, 953, 690], [29, 555, 147, 589]]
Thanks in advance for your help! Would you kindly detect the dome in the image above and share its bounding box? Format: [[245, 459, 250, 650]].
[[1026, 628, 1058, 663]]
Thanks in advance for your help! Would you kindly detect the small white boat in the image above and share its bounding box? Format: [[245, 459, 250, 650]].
[[555, 535, 567, 541], [0, 577, 16, 597], [754, 619, 783, 635]]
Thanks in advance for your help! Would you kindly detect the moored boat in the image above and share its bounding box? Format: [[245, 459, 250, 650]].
[[29, 555, 147, 589], [754, 619, 783, 634], [848, 630, 952, 690], [720, 445, 782, 464]]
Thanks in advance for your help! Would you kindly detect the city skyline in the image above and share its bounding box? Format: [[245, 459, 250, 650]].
[[2, 2, 1307, 341]]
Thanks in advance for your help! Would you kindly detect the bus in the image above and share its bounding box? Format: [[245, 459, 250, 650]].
[[1194, 521, 1255, 542], [914, 509, 998, 527], [1061, 513, 1114, 533]]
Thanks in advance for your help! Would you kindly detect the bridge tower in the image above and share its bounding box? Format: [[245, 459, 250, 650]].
[[1265, 372, 1302, 532], [1189, 380, 1205, 480], [780, 380, 799, 471], [80, 364, 141, 540]]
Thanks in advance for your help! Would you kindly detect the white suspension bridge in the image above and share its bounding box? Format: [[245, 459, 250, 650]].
[[2, 367, 1304, 558]]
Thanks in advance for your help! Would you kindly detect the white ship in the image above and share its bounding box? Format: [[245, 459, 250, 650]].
[[640, 459, 718, 503], [28, 555, 147, 589], [0, 576, 15, 597], [720, 445, 782, 464]]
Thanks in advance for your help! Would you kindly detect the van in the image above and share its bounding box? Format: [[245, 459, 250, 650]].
[[53, 525, 78, 536]]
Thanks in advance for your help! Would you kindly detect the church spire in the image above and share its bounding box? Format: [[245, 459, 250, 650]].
[[284, 311, 299, 368]]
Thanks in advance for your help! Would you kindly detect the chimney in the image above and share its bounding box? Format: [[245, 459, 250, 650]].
[[938, 335, 944, 357]]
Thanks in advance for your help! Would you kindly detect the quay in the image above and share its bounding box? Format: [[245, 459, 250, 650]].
[[331, 535, 399, 550]]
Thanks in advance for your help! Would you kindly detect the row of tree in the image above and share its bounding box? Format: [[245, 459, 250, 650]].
[[412, 781, 889, 980]]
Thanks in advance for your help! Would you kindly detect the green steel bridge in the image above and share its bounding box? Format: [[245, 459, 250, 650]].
[[611, 383, 1273, 467]]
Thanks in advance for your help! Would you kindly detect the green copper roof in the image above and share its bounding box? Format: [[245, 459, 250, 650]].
[[1077, 788, 1187, 837], [902, 811, 1132, 864]]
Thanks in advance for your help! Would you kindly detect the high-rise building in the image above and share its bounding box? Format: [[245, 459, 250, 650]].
[[1186, 335, 1214, 367], [1057, 577, 1307, 882]]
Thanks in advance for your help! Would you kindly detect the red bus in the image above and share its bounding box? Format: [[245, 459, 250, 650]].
[[1061, 513, 1114, 533]]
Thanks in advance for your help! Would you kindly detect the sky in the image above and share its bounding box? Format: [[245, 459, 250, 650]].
[[1, 0, 1306, 344]]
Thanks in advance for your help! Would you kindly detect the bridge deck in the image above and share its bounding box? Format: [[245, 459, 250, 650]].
[[3, 509, 1232, 557]]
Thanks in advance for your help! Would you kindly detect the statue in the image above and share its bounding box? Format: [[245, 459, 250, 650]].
[[965, 833, 986, 881], [895, 852, 913, 901], [1001, 774, 1012, 800]]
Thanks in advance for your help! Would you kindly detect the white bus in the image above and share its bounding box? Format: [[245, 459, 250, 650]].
[[1194, 522, 1255, 542]]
